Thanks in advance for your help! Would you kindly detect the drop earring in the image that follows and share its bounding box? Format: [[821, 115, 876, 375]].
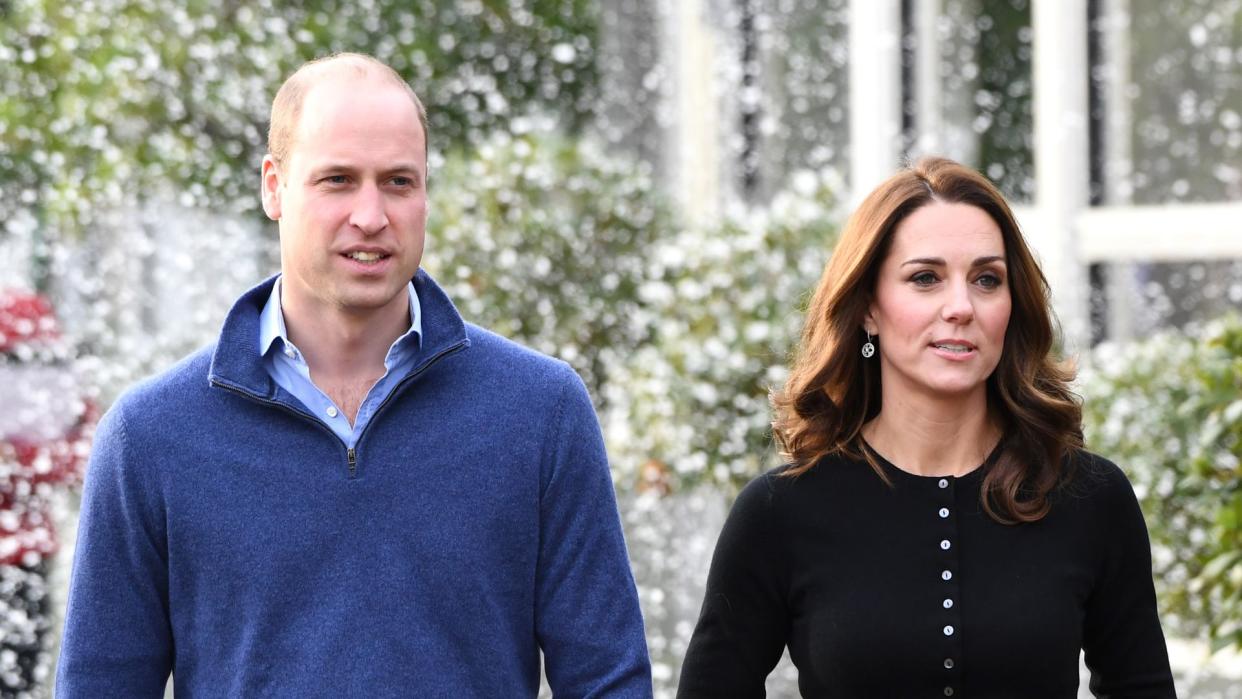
[[861, 332, 876, 358]]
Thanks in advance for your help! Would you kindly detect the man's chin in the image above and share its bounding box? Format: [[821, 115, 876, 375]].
[[318, 281, 403, 314]]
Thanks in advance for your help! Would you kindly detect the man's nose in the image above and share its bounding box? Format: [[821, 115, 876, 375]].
[[349, 183, 389, 234]]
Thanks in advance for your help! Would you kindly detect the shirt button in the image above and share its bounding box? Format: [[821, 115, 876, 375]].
[[941, 570, 952, 581], [284, 348, 296, 359], [940, 539, 952, 550], [939, 507, 950, 518], [944, 687, 955, 696], [943, 598, 953, 609], [944, 658, 955, 669], [326, 406, 339, 418], [938, 478, 949, 488], [943, 625, 954, 636]]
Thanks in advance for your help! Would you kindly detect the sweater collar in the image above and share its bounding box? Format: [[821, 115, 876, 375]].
[[208, 269, 470, 399]]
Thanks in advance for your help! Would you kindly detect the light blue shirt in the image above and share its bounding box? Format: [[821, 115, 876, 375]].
[[258, 276, 423, 448]]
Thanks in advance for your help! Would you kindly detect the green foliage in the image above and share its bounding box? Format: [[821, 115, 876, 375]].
[[602, 172, 842, 491], [424, 129, 674, 403], [1082, 316, 1242, 651], [0, 0, 599, 239]]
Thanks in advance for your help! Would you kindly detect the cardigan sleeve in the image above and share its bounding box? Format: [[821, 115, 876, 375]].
[[56, 400, 174, 697], [1082, 459, 1177, 698], [678, 471, 790, 698]]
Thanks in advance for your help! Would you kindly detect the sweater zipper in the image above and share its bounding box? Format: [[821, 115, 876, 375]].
[[210, 381, 350, 462], [350, 339, 469, 447], [211, 338, 467, 479]]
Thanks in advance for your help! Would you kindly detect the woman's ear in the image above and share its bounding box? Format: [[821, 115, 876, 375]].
[[862, 311, 878, 337]]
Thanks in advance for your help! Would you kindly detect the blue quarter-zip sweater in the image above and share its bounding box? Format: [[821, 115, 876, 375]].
[[57, 271, 653, 698]]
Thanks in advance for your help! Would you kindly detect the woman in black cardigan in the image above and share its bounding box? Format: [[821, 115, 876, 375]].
[[678, 157, 1175, 698]]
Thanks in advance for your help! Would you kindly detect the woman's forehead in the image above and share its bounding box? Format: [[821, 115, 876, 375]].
[[886, 202, 1005, 261]]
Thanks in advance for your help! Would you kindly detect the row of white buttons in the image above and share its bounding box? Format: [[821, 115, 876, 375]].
[[940, 477, 955, 699]]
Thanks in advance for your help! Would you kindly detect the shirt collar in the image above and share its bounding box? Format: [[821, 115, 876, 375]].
[[258, 275, 423, 357]]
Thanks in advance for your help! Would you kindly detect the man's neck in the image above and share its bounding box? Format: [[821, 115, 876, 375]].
[[281, 289, 411, 387], [862, 386, 999, 478]]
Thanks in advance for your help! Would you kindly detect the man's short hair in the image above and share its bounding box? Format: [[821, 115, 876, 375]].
[[267, 52, 429, 165]]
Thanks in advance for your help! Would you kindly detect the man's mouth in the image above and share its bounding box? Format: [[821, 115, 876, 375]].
[[344, 251, 389, 263]]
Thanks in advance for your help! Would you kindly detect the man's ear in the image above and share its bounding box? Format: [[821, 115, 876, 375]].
[[261, 155, 282, 221]]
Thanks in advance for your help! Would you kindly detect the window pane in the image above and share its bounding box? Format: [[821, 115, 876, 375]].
[[1122, 0, 1242, 204], [934, 0, 1035, 202]]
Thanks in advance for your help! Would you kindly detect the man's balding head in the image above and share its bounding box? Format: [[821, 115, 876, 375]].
[[267, 52, 428, 166]]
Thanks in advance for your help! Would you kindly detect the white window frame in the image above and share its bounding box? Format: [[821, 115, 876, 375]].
[[850, 0, 1242, 350]]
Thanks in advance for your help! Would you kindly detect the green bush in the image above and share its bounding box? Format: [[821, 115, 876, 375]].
[[1, 0, 599, 243], [1082, 316, 1242, 651], [424, 129, 676, 406], [601, 172, 842, 491]]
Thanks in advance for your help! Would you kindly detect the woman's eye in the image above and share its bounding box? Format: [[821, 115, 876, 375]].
[[911, 271, 938, 286], [976, 273, 1003, 289]]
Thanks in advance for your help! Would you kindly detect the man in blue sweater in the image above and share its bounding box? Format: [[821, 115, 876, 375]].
[[57, 53, 652, 697]]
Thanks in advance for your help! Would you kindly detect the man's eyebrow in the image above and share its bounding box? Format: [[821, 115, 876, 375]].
[[308, 163, 424, 181], [309, 163, 358, 175]]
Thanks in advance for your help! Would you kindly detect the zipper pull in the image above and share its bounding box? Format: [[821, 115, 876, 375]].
[[347, 447, 357, 477]]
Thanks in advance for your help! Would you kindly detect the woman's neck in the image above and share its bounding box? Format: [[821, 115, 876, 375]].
[[862, 389, 1000, 477]]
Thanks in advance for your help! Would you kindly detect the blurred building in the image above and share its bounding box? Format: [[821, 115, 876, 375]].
[[598, 0, 1242, 350]]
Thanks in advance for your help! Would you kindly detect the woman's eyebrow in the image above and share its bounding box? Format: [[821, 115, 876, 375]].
[[900, 255, 1006, 267]]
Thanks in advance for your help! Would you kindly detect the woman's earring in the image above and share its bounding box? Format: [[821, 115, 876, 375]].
[[861, 332, 876, 358]]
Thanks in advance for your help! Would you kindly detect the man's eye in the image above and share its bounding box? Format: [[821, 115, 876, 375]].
[[390, 177, 413, 187], [323, 175, 348, 185]]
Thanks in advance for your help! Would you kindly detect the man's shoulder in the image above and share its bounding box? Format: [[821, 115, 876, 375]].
[[460, 322, 577, 386], [111, 344, 217, 419], [88, 344, 218, 458]]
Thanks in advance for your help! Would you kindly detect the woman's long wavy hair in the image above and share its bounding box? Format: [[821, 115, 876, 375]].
[[772, 157, 1083, 524]]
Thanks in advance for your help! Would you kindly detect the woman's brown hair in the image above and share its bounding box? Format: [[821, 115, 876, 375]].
[[772, 156, 1082, 523]]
